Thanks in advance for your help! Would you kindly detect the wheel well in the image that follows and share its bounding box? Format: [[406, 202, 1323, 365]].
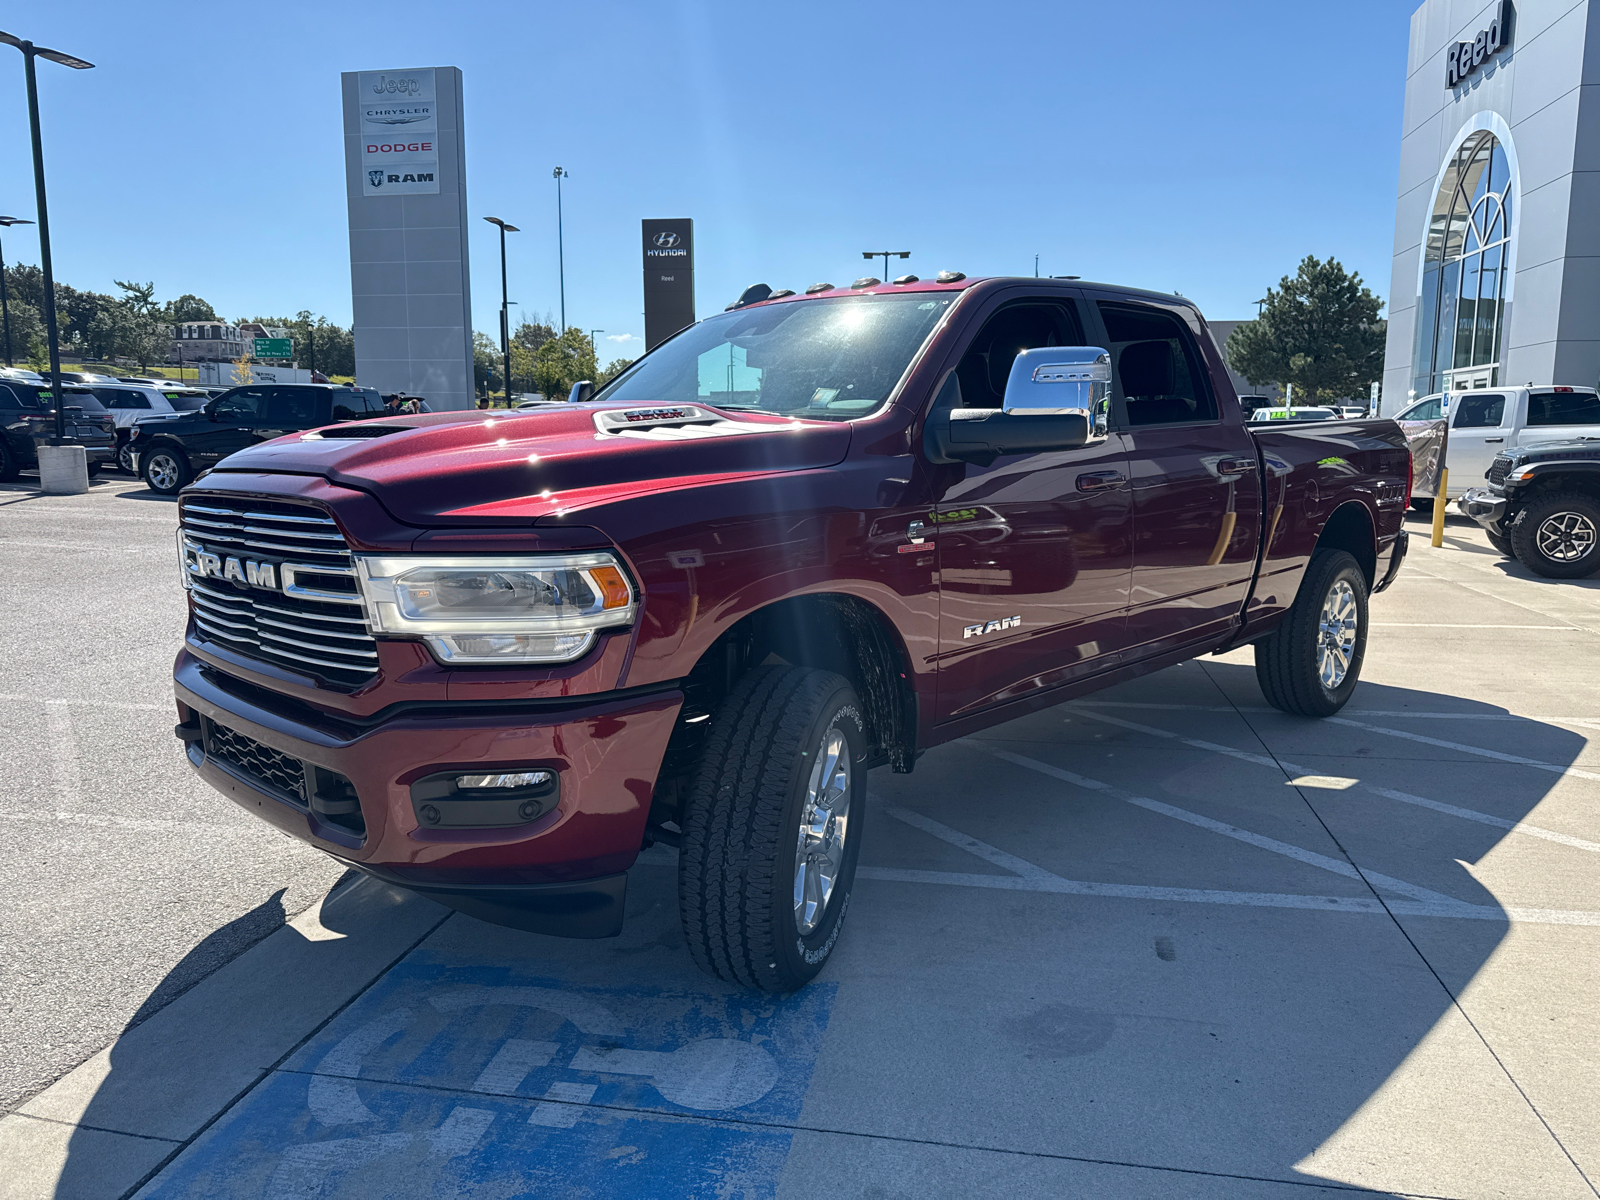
[[650, 594, 918, 832], [1316, 501, 1376, 586]]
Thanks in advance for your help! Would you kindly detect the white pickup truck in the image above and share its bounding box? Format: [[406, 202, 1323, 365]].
[[1394, 386, 1600, 508]]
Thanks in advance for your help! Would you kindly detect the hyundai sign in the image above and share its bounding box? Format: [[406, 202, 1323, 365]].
[[643, 219, 695, 351]]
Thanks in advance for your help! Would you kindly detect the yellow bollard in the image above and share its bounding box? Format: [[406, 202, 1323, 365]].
[[1430, 467, 1449, 548]]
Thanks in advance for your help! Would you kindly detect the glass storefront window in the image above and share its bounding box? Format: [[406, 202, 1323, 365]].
[[1411, 131, 1516, 398]]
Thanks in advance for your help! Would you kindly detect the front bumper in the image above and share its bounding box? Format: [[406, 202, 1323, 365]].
[[174, 651, 682, 937], [1457, 486, 1507, 531]]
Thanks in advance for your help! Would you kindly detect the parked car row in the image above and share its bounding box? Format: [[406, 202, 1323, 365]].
[[0, 375, 117, 480]]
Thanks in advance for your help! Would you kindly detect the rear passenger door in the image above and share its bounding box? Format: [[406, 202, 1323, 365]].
[[257, 386, 325, 439], [190, 386, 273, 464], [1091, 297, 1263, 658]]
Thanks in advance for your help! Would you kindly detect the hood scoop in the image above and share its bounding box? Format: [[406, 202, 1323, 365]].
[[592, 404, 780, 441], [303, 424, 410, 440]]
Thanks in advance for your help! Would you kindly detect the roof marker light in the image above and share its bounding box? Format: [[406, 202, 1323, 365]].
[[892, 274, 919, 285], [850, 276, 881, 289], [768, 288, 795, 299], [805, 282, 834, 294], [935, 270, 966, 283]]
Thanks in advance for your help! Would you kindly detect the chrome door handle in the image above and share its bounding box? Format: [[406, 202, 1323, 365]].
[[1076, 471, 1127, 491], [1484, 437, 1504, 443]]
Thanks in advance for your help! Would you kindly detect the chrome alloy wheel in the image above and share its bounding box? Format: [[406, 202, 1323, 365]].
[[117, 441, 135, 473], [147, 452, 180, 491], [1536, 511, 1597, 563], [1317, 579, 1359, 689], [794, 726, 851, 936]]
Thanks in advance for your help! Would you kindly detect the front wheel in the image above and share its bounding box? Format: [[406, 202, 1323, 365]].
[[117, 439, 137, 474], [1508, 493, 1600, 578], [678, 666, 867, 992], [142, 445, 190, 495], [1486, 530, 1515, 558], [1255, 549, 1369, 717]]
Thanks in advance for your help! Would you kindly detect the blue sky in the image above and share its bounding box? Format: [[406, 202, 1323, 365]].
[[0, 1, 1412, 358]]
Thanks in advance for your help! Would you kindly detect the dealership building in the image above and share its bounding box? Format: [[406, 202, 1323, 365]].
[[1382, 0, 1600, 412]]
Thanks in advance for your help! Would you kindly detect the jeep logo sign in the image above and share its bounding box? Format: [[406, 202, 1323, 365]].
[[1446, 1, 1511, 88]]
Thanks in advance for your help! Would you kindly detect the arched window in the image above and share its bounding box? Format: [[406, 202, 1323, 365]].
[[1411, 129, 1515, 398]]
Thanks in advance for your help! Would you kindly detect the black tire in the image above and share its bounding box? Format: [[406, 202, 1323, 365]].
[[117, 438, 137, 474], [678, 666, 868, 993], [142, 444, 191, 494], [1255, 549, 1369, 718], [1508, 492, 1600, 579], [1409, 497, 1434, 514], [0, 440, 18, 482], [1486, 530, 1515, 558], [85, 461, 102, 477]]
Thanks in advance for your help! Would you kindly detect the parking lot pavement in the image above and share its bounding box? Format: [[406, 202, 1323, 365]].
[[7, 499, 1600, 1198]]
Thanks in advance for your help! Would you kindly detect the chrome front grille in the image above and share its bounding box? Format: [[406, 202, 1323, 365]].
[[1488, 455, 1511, 486], [180, 495, 379, 688]]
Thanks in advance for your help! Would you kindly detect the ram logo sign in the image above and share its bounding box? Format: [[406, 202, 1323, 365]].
[[183, 544, 278, 591], [962, 615, 1021, 639]]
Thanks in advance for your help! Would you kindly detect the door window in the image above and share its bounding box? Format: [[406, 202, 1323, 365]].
[[212, 387, 271, 422], [1398, 397, 1443, 421], [1451, 394, 1504, 428], [94, 388, 151, 410], [953, 301, 1087, 410], [265, 387, 322, 426], [1528, 390, 1600, 426], [1098, 302, 1216, 426], [330, 390, 365, 422]]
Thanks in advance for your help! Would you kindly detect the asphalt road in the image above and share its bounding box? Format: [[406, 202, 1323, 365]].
[[0, 477, 344, 1112], [5, 476, 1600, 1199]]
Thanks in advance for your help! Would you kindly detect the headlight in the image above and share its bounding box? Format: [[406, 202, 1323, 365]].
[[355, 553, 635, 664]]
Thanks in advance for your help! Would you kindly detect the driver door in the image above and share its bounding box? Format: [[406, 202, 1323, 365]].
[[187, 386, 273, 465], [932, 296, 1133, 723]]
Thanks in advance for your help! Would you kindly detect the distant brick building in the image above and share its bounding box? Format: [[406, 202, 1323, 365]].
[[169, 321, 246, 364]]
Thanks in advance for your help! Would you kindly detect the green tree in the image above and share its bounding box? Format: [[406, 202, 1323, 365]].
[[529, 328, 598, 401], [473, 330, 503, 397], [114, 279, 157, 313], [163, 294, 217, 323], [598, 357, 634, 387], [2, 298, 46, 367], [1226, 256, 1386, 404]]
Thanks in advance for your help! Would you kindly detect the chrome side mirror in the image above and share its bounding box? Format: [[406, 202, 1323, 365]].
[[1001, 346, 1112, 417]]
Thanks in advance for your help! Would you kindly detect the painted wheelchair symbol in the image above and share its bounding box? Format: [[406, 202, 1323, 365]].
[[267, 985, 780, 1196]]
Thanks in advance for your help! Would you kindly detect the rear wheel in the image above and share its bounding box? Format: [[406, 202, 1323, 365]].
[[678, 666, 867, 993], [117, 438, 137, 474], [0, 440, 18, 482], [85, 461, 102, 477], [1486, 530, 1515, 558], [1509, 493, 1600, 578], [1255, 549, 1369, 717], [142, 445, 190, 494], [1409, 497, 1434, 514]]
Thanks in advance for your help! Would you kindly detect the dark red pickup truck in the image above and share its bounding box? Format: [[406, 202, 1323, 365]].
[[172, 275, 1410, 991]]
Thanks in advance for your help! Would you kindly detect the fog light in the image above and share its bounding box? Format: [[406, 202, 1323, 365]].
[[456, 770, 554, 790]]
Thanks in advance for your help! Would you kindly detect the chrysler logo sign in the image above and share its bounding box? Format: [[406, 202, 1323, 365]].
[[1446, 1, 1511, 88]]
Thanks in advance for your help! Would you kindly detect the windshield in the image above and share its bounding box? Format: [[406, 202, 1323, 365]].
[[595, 293, 957, 420]]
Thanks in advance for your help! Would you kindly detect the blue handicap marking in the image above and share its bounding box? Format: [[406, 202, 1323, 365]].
[[143, 953, 836, 1199]]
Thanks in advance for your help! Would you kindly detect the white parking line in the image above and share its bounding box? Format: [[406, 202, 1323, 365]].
[[1370, 623, 1580, 629], [971, 746, 1465, 908], [1066, 708, 1600, 855], [0, 540, 161, 553], [1073, 701, 1600, 724], [869, 804, 1600, 927], [0, 693, 165, 711], [1326, 716, 1600, 782], [0, 808, 248, 835], [43, 700, 81, 807]]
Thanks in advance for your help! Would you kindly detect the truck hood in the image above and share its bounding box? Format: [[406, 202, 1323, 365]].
[[1503, 437, 1600, 466], [207, 402, 854, 526]]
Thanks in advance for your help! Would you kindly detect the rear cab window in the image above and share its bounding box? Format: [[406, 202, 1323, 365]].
[[1527, 390, 1600, 426]]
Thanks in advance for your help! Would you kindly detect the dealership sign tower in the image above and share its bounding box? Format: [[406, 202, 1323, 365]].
[[340, 67, 473, 410]]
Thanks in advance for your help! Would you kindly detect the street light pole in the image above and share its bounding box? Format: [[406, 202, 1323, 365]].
[[861, 250, 910, 281], [553, 167, 568, 332], [0, 217, 32, 368], [1, 32, 93, 441], [483, 216, 519, 405]]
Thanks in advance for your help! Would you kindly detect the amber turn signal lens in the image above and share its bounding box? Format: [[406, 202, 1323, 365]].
[[591, 565, 631, 609]]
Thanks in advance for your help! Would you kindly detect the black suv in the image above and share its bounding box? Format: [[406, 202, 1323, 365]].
[[133, 383, 386, 494], [1460, 439, 1600, 577], [0, 381, 117, 481]]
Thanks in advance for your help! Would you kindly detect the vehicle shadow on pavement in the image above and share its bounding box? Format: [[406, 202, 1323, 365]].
[[44, 669, 1595, 1199]]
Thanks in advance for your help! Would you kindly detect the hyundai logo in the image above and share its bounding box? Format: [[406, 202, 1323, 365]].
[[653, 231, 681, 249]]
